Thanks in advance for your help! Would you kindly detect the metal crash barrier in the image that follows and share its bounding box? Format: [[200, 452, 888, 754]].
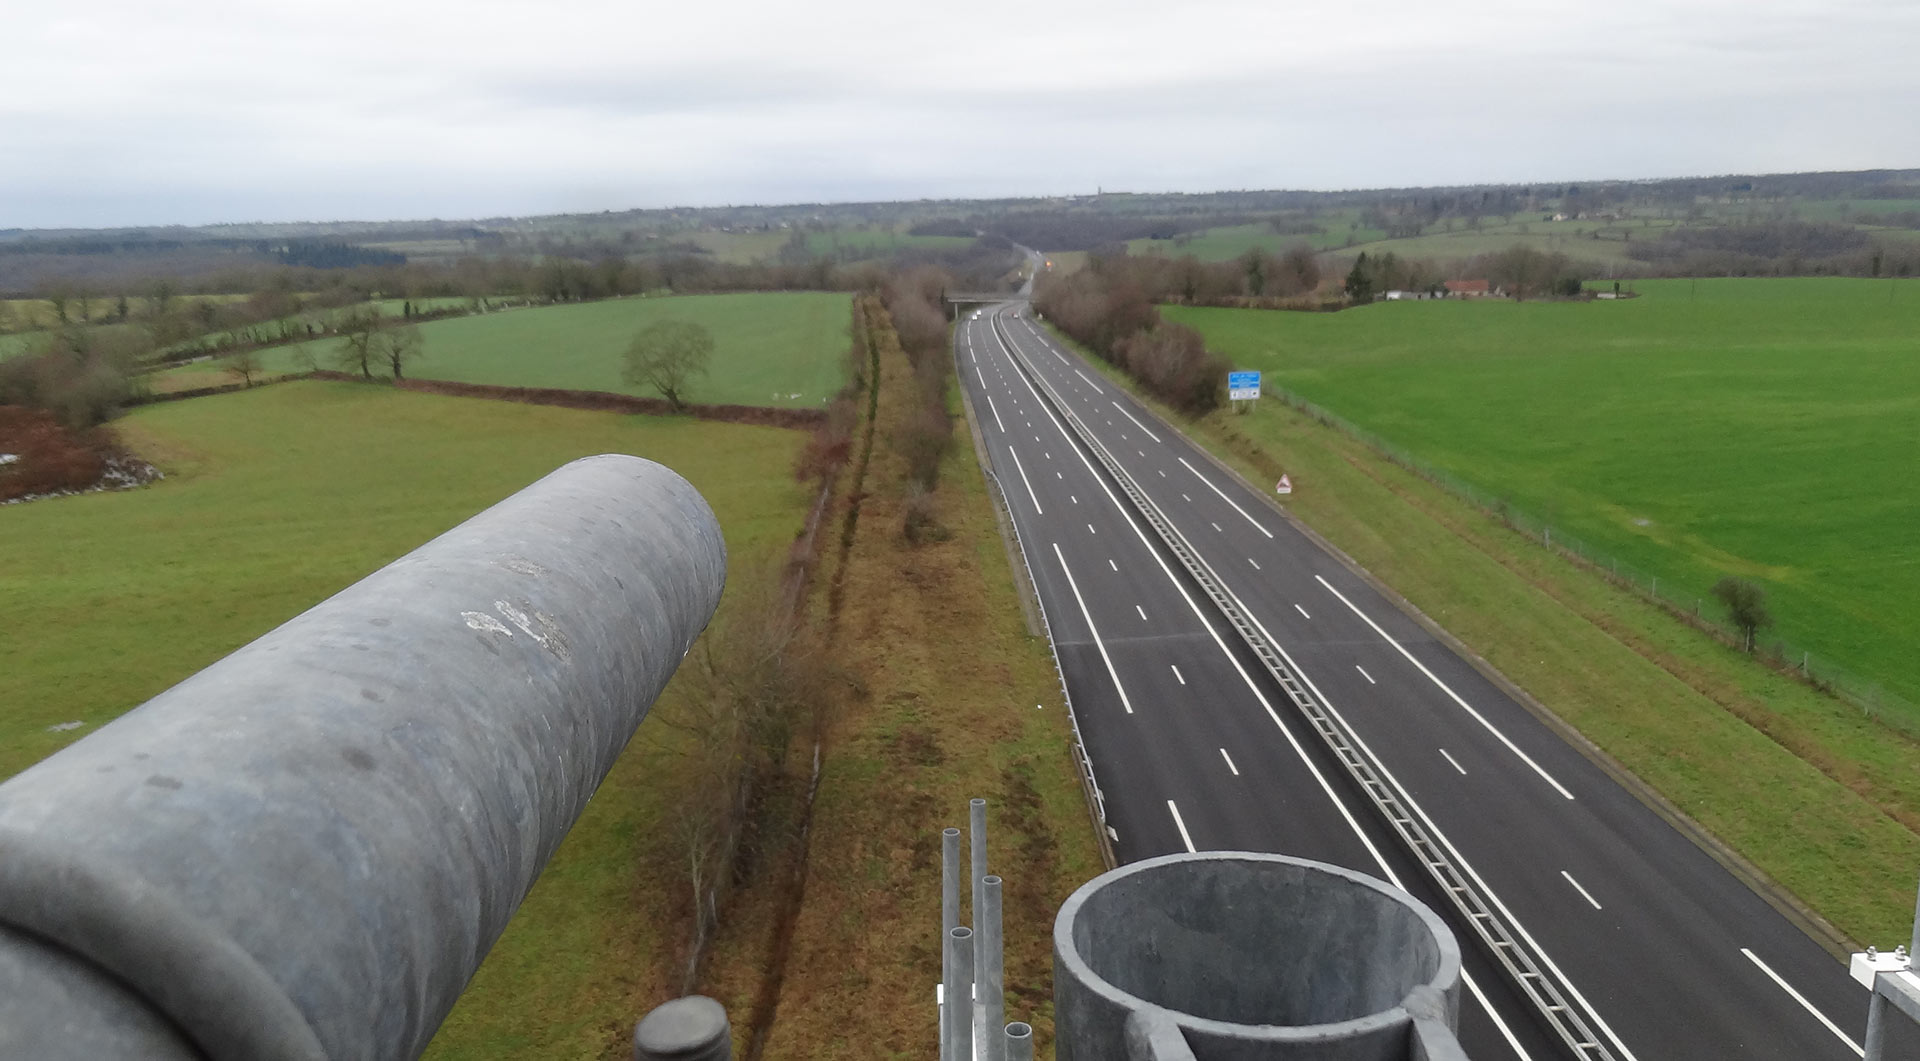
[[0, 454, 727, 1060]]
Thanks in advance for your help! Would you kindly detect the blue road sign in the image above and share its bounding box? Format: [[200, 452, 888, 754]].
[[1228, 370, 1261, 401]]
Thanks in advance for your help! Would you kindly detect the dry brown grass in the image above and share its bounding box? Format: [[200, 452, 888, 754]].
[[690, 301, 1103, 1059]]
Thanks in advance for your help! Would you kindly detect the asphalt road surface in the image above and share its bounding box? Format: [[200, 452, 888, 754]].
[[953, 302, 1872, 1060]]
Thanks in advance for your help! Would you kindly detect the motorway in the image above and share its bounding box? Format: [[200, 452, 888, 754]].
[[952, 300, 1872, 1059]]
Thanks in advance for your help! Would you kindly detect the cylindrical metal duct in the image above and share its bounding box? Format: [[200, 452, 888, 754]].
[[0, 454, 727, 1061], [980, 875, 1006, 1061], [634, 995, 731, 1061], [1005, 1021, 1034, 1061], [969, 797, 988, 1048], [941, 826, 962, 1061], [947, 926, 975, 1061]]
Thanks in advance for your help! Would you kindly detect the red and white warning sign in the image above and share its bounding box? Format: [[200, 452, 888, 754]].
[[1276, 475, 1293, 495]]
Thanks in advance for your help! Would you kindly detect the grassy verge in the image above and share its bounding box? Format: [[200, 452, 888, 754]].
[[687, 302, 1104, 1059], [1043, 323, 1920, 947]]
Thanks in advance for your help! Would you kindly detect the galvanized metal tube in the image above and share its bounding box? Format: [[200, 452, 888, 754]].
[[941, 826, 962, 1061], [633, 995, 731, 1061], [947, 927, 975, 1061], [1910, 876, 1920, 959], [980, 875, 1006, 1061], [969, 798, 988, 923], [969, 798, 989, 1051], [0, 454, 727, 1061], [1004, 1022, 1034, 1061]]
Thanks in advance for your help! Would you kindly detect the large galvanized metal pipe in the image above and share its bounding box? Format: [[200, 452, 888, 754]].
[[940, 826, 962, 1061], [969, 797, 988, 1047], [979, 875, 1006, 1061], [0, 454, 727, 1061], [947, 927, 976, 1061]]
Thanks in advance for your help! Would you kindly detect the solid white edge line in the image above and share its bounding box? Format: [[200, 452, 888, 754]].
[[1171, 664, 1185, 684], [1167, 800, 1196, 852], [1053, 542, 1132, 714], [1178, 456, 1274, 538], [988, 312, 1530, 1057], [1073, 368, 1105, 393], [984, 393, 1006, 433], [1561, 870, 1603, 911], [1220, 748, 1239, 775], [1315, 574, 1576, 801], [1462, 972, 1532, 1061], [1741, 948, 1864, 1057], [1234, 591, 1634, 1061], [1439, 748, 1466, 775], [1111, 400, 1163, 442], [1005, 446, 1042, 515]]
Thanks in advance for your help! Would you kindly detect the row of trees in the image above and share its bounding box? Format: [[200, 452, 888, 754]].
[[0, 326, 146, 430], [1034, 254, 1232, 415], [878, 268, 957, 530]]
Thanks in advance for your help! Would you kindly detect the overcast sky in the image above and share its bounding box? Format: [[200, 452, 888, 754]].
[[5, 0, 1916, 229]]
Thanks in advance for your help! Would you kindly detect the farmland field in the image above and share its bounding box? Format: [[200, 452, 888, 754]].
[[163, 291, 852, 408], [1, 381, 811, 780], [1127, 212, 1387, 260], [1169, 277, 1920, 717]]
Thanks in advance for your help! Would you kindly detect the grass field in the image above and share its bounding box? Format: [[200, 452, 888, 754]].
[[1049, 319, 1920, 945], [1169, 276, 1920, 718], [681, 225, 969, 264], [160, 292, 852, 408], [1127, 213, 1387, 261], [1, 381, 811, 781]]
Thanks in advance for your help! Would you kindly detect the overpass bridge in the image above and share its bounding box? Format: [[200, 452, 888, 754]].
[[943, 291, 1024, 319]]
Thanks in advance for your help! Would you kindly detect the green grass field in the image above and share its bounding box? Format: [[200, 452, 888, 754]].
[[1128, 213, 1387, 261], [1169, 277, 1920, 717], [163, 292, 851, 408], [1050, 316, 1920, 943], [1, 381, 811, 781]]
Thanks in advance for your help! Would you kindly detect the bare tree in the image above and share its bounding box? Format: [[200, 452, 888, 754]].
[[334, 307, 382, 380], [622, 319, 713, 411], [1711, 577, 1773, 653], [223, 349, 263, 388], [375, 322, 424, 380]]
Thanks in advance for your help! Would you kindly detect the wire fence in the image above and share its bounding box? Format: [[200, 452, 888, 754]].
[[1264, 386, 1920, 737]]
